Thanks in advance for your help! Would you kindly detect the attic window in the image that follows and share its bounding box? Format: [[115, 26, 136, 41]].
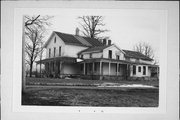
[[54, 37, 56, 43], [116, 55, 120, 60]]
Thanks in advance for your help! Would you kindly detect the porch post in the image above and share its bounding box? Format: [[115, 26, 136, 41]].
[[36, 63, 38, 77], [108, 62, 111, 76], [83, 62, 86, 75], [116, 63, 119, 76], [59, 61, 62, 75], [99, 62, 102, 75], [92, 62, 94, 73], [99, 61, 102, 80]]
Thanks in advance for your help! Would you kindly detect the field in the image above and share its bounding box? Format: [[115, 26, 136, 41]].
[[22, 88, 158, 107], [22, 78, 159, 107], [22, 77, 159, 107]]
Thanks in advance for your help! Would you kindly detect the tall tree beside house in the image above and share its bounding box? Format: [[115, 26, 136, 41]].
[[78, 16, 108, 39], [133, 42, 158, 64], [24, 15, 53, 77]]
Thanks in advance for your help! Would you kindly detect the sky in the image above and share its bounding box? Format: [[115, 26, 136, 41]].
[[44, 9, 164, 62]]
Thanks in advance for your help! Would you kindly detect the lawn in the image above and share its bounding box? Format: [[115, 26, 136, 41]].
[[22, 87, 159, 107], [26, 77, 159, 87]]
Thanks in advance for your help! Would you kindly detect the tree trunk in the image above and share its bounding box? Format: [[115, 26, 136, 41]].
[[29, 61, 33, 77]]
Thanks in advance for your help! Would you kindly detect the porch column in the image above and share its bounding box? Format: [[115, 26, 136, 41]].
[[83, 62, 86, 75], [92, 62, 94, 74], [108, 62, 111, 76], [59, 61, 62, 75], [99, 62, 102, 75], [36, 63, 38, 77], [116, 63, 119, 76]]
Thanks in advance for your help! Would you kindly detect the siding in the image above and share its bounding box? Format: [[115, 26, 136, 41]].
[[46, 34, 65, 58], [103, 45, 125, 60], [64, 45, 88, 58]]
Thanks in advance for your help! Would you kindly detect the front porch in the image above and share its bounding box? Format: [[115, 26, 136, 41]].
[[79, 58, 129, 80]]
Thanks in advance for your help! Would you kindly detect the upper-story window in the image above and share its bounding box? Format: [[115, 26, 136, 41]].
[[108, 50, 112, 59], [143, 66, 146, 75], [80, 55, 83, 59], [133, 65, 136, 75], [116, 55, 120, 60], [90, 53, 92, 58], [54, 37, 56, 43], [138, 66, 141, 72], [54, 47, 56, 57], [49, 48, 51, 58], [59, 46, 61, 56]]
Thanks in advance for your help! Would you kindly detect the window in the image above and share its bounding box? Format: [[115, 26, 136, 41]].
[[116, 55, 120, 60], [49, 48, 51, 58], [90, 53, 92, 58], [133, 65, 136, 75], [138, 66, 141, 72], [118, 64, 120, 72], [80, 55, 83, 59], [80, 64, 83, 71], [108, 50, 112, 59], [54, 37, 56, 43], [54, 47, 56, 57], [59, 46, 61, 56], [52, 62, 54, 71], [143, 66, 146, 75], [94, 63, 97, 71], [89, 63, 92, 71]]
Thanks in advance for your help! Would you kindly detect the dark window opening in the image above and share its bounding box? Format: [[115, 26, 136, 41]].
[[133, 65, 136, 75], [94, 63, 97, 71], [49, 48, 51, 58], [116, 55, 120, 60], [90, 53, 92, 58], [80, 55, 83, 59], [59, 46, 61, 56], [52, 62, 54, 71], [54, 37, 56, 43], [108, 50, 112, 59], [54, 47, 56, 57], [143, 66, 146, 75], [138, 66, 141, 72], [80, 64, 83, 71]]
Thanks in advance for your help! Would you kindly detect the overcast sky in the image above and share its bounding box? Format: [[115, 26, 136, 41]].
[[45, 9, 165, 61]]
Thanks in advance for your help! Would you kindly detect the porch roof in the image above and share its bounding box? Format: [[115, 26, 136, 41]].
[[79, 58, 158, 67], [36, 56, 77, 64], [79, 58, 130, 64]]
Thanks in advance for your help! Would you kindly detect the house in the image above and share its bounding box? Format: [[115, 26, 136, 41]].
[[36, 30, 159, 80]]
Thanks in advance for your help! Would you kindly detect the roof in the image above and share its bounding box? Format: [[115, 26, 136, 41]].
[[78, 45, 111, 54], [44, 31, 103, 48], [123, 50, 153, 61], [36, 56, 77, 63]]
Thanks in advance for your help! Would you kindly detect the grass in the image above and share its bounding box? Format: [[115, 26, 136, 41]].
[[22, 87, 159, 107], [26, 77, 159, 87]]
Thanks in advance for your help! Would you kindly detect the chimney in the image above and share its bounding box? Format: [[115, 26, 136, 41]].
[[108, 40, 111, 45], [103, 39, 107, 46], [75, 27, 79, 36]]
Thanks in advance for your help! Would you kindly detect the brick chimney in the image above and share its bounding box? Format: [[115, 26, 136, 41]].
[[108, 40, 111, 45], [103, 39, 107, 46], [75, 27, 79, 36]]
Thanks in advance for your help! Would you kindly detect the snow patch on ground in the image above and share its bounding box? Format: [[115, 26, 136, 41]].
[[98, 83, 155, 88]]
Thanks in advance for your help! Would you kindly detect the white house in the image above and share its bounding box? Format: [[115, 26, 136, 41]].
[[36, 30, 159, 80]]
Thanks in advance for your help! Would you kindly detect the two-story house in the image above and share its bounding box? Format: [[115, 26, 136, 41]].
[[36, 30, 159, 80]]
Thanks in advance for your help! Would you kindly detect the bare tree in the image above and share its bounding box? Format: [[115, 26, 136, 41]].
[[133, 42, 158, 64], [78, 16, 108, 39], [24, 15, 53, 77]]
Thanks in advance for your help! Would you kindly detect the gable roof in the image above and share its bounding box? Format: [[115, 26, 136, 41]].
[[44, 31, 103, 48], [78, 44, 126, 55], [78, 45, 111, 54], [123, 50, 153, 61]]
